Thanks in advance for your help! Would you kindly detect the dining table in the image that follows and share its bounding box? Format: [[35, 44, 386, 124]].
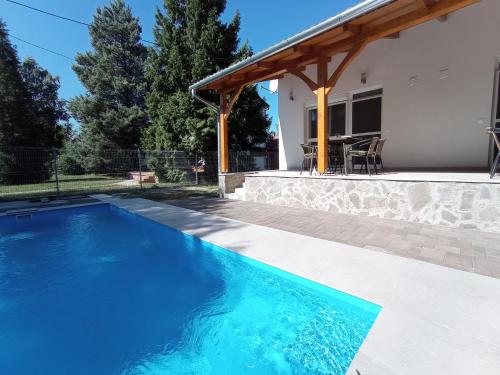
[[311, 136, 360, 175]]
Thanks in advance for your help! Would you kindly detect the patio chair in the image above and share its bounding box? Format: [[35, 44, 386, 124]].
[[346, 137, 379, 176], [328, 144, 343, 174], [374, 138, 386, 174], [487, 127, 500, 178], [300, 144, 317, 175]]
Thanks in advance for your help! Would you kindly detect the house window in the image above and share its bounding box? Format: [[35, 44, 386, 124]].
[[308, 102, 346, 141], [330, 102, 346, 136], [309, 109, 318, 139], [351, 89, 382, 136], [306, 89, 382, 141]]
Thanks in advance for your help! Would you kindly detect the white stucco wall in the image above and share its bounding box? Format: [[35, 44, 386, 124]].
[[278, 0, 500, 170]]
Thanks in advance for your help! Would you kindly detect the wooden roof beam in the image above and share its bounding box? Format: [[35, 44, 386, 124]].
[[325, 42, 367, 95], [364, 0, 480, 42], [420, 0, 438, 9], [438, 14, 448, 22], [300, 0, 478, 59], [293, 45, 314, 55], [288, 68, 318, 93], [220, 71, 286, 92], [384, 32, 400, 39], [224, 85, 245, 120], [257, 61, 276, 69], [342, 23, 361, 36], [212, 0, 479, 92]]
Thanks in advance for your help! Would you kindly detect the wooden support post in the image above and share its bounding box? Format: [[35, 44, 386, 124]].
[[219, 93, 229, 173], [317, 57, 329, 174], [219, 85, 244, 174]]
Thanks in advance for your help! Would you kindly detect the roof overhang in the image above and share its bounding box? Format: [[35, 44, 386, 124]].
[[190, 0, 480, 94]]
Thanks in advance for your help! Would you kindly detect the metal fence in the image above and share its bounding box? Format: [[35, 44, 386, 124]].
[[0, 147, 278, 201]]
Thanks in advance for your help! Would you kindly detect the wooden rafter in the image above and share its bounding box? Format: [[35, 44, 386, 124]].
[[224, 85, 245, 120], [257, 61, 275, 69], [200, 0, 480, 91], [342, 23, 361, 36], [385, 32, 400, 39], [220, 58, 307, 92], [364, 0, 479, 42], [421, 0, 438, 9], [293, 45, 313, 54], [288, 68, 318, 93], [325, 42, 367, 95]]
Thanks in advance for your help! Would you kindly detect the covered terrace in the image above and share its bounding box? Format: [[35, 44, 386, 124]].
[[190, 0, 481, 174]]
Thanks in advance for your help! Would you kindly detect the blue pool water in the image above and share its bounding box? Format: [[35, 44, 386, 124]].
[[0, 204, 380, 374]]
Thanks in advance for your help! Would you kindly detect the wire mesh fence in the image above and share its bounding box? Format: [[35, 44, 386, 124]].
[[0, 147, 278, 201]]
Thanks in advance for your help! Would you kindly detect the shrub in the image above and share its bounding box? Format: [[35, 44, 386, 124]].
[[58, 146, 85, 175], [147, 153, 187, 183]]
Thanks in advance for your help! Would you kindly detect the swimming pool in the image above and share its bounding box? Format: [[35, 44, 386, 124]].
[[0, 204, 380, 374]]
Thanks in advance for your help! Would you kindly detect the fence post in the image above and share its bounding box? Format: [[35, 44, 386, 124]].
[[136, 148, 143, 191], [195, 151, 199, 185], [236, 152, 239, 173], [52, 147, 60, 198]]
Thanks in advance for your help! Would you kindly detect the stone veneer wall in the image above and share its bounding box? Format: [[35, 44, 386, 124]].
[[242, 176, 500, 234], [218, 173, 245, 198]]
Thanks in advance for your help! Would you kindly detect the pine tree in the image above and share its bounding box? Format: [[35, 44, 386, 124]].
[[144, 0, 270, 153], [69, 0, 148, 168], [0, 20, 36, 150], [20, 58, 69, 148]]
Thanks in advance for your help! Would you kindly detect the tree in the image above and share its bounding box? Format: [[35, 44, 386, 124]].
[[0, 19, 36, 150], [144, 0, 271, 153], [20, 58, 69, 148], [0, 20, 68, 183], [69, 0, 148, 167]]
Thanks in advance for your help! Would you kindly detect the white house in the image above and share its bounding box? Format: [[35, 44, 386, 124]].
[[277, 0, 500, 171], [190, 0, 500, 234]]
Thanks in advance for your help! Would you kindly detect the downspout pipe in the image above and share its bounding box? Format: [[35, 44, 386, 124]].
[[191, 88, 221, 175]]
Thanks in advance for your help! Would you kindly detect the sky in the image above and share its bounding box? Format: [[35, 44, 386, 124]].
[[0, 0, 360, 132]]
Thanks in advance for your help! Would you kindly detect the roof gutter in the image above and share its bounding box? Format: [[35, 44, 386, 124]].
[[189, 0, 396, 91]]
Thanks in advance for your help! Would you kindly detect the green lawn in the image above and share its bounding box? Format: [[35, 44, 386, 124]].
[[0, 174, 168, 201], [0, 173, 219, 201]]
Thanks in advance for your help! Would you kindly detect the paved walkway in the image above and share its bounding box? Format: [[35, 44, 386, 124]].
[[164, 196, 500, 279]]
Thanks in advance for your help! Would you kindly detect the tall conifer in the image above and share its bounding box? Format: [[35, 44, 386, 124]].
[[144, 0, 271, 152]]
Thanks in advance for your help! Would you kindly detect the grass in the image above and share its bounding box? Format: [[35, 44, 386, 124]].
[[0, 174, 218, 201]]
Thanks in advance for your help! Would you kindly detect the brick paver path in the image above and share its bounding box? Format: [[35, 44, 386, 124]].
[[165, 196, 500, 279]]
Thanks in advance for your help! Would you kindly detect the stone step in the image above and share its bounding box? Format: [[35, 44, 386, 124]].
[[234, 187, 246, 199], [226, 186, 246, 201]]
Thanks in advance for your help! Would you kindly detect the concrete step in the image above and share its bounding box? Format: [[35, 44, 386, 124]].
[[227, 186, 246, 201]]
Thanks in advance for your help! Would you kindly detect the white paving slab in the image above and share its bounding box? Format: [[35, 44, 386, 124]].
[[93, 195, 500, 375]]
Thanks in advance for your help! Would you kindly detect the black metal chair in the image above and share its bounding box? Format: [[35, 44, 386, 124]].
[[487, 128, 500, 178], [327, 144, 343, 174], [300, 144, 317, 175]]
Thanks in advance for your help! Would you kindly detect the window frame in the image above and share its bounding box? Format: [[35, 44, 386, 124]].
[[305, 87, 383, 143], [350, 90, 383, 137], [306, 98, 349, 143]]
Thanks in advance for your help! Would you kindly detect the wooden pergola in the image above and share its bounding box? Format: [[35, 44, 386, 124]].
[[191, 0, 480, 174]]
